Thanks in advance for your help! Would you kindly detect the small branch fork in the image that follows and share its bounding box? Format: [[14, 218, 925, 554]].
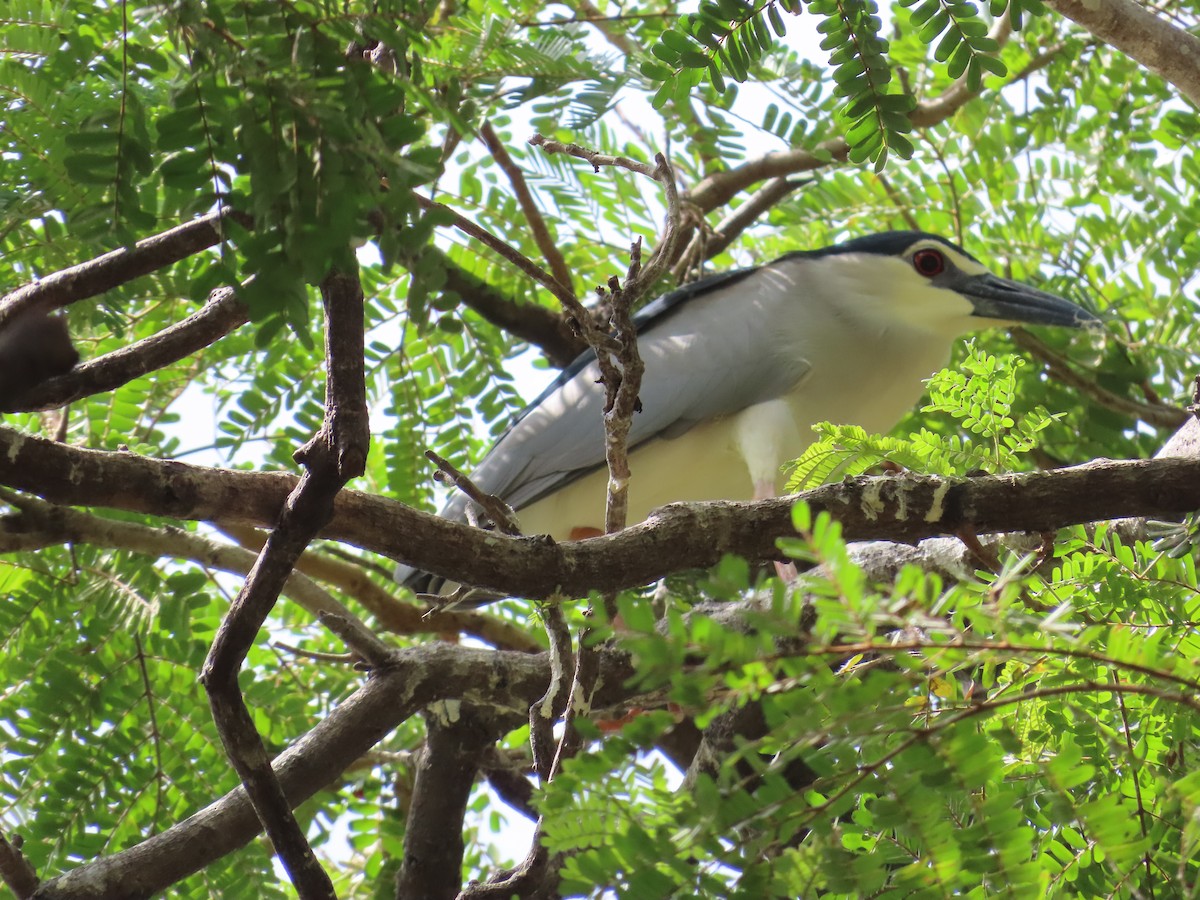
[[425, 449, 522, 537], [200, 268, 370, 900]]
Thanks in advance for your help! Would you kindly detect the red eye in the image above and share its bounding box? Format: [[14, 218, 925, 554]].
[[912, 248, 946, 277]]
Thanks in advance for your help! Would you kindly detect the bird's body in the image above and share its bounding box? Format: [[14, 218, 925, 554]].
[[495, 259, 961, 538], [402, 231, 1095, 587]]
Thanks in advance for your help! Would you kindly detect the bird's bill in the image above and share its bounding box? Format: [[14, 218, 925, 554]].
[[964, 273, 1098, 327]]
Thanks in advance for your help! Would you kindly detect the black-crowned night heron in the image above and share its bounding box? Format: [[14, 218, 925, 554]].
[[400, 231, 1095, 587]]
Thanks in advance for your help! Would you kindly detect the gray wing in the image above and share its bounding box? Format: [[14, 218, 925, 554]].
[[441, 262, 812, 522]]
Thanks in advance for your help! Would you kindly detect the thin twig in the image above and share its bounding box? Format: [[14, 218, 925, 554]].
[[272, 640, 359, 665], [479, 122, 575, 298], [1010, 327, 1185, 429], [529, 133, 658, 178], [671, 177, 811, 280], [411, 194, 575, 308]]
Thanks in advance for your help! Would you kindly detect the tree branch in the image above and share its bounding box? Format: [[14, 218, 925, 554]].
[[1009, 327, 1186, 430], [31, 643, 615, 900], [411, 195, 575, 309], [3, 427, 1200, 599], [433, 247, 585, 366], [396, 709, 506, 900], [10, 285, 249, 412], [216, 523, 542, 653], [0, 493, 367, 630], [1045, 0, 1200, 106], [0, 208, 249, 328], [201, 267, 371, 899], [685, 21, 1037, 215], [0, 833, 38, 900], [672, 177, 811, 279], [528, 134, 660, 178], [479, 122, 576, 298]]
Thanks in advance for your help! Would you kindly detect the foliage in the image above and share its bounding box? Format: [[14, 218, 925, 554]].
[[787, 343, 1062, 487], [539, 504, 1200, 897], [0, 0, 1198, 897]]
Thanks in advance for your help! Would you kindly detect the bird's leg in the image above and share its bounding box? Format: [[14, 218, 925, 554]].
[[754, 479, 798, 581]]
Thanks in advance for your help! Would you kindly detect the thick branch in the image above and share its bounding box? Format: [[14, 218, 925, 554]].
[[0, 833, 38, 900], [434, 249, 584, 366], [1045, 0, 1200, 106], [396, 709, 504, 900], [3, 428, 1200, 598]]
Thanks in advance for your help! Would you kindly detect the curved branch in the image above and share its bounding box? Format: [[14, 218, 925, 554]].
[[686, 20, 1055, 214], [1010, 327, 1186, 430], [201, 268, 370, 899], [437, 251, 585, 366], [1, 425, 1199, 599]]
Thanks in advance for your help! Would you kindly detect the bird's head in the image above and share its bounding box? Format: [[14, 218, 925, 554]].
[[791, 231, 1099, 338]]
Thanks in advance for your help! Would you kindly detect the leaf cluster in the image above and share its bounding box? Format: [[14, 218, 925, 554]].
[[788, 343, 1061, 489]]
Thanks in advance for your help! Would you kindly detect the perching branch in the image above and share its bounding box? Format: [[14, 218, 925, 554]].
[[5, 426, 1200, 598]]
